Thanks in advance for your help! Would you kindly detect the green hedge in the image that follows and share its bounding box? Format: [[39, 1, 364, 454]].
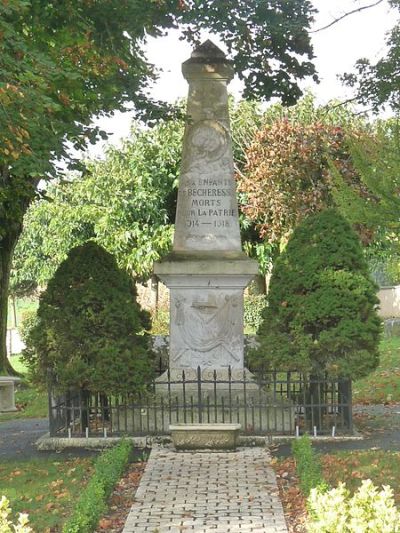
[[63, 440, 133, 533], [291, 435, 327, 496]]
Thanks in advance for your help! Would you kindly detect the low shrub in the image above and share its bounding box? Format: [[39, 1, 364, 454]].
[[18, 309, 37, 347], [291, 435, 327, 496], [307, 479, 400, 532], [0, 495, 31, 533], [63, 440, 133, 533]]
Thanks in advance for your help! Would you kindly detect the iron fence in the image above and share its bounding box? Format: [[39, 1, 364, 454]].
[[48, 367, 352, 437]]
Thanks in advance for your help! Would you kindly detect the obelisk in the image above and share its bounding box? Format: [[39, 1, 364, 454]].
[[154, 40, 258, 379]]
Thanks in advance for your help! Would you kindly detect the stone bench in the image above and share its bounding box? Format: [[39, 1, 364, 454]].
[[169, 423, 241, 450], [0, 377, 19, 412]]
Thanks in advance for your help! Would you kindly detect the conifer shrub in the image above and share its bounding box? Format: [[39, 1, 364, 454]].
[[22, 242, 153, 394], [250, 209, 381, 378]]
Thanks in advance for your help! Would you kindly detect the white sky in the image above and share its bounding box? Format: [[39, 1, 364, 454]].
[[87, 0, 397, 158]]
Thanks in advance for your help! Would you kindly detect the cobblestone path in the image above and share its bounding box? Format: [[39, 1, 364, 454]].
[[123, 445, 288, 533]]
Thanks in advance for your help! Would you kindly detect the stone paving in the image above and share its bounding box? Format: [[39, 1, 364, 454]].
[[123, 445, 288, 533]]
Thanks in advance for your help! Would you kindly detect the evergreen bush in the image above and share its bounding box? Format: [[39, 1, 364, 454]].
[[22, 242, 153, 394], [250, 209, 381, 378], [63, 440, 133, 533]]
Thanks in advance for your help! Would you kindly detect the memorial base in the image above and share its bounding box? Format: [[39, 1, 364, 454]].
[[154, 252, 258, 371]]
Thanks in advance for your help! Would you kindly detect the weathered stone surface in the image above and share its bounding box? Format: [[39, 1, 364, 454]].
[[170, 423, 241, 450], [154, 40, 257, 374], [151, 334, 259, 366], [0, 377, 20, 412], [173, 40, 239, 253]]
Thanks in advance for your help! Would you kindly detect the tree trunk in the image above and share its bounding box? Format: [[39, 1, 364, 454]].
[[0, 168, 38, 376], [0, 234, 19, 375], [338, 379, 353, 432], [12, 296, 18, 328], [305, 374, 326, 432]]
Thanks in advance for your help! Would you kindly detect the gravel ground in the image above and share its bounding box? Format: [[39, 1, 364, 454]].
[[1, 405, 400, 460], [0, 418, 97, 460], [273, 403, 400, 458]]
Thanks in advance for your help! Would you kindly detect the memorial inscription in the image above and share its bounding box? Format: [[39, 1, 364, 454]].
[[176, 118, 240, 250]]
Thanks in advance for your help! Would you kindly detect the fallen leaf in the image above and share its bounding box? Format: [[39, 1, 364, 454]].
[[98, 518, 113, 530]]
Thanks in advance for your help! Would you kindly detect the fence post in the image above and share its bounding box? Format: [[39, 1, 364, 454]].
[[197, 366, 202, 423], [167, 367, 172, 425], [338, 378, 353, 432], [213, 369, 217, 423], [47, 369, 55, 436], [182, 369, 187, 424], [228, 366, 232, 423]]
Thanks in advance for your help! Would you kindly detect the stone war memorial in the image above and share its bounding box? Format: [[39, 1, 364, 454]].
[[154, 40, 258, 387], [154, 40, 278, 446], [45, 40, 354, 444]]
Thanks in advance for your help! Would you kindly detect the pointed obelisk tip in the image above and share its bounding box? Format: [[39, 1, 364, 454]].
[[191, 39, 226, 59]]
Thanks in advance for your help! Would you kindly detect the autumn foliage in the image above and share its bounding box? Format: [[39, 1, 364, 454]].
[[239, 119, 369, 246]]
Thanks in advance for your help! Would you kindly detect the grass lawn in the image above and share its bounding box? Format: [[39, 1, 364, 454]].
[[1, 356, 47, 422], [7, 297, 38, 329], [322, 449, 400, 503], [0, 386, 48, 422], [9, 354, 28, 375], [275, 448, 400, 531], [0, 354, 48, 422], [0, 456, 94, 532], [353, 336, 400, 404]]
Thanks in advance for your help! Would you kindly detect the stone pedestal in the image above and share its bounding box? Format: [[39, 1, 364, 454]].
[[155, 253, 256, 373], [0, 376, 20, 412]]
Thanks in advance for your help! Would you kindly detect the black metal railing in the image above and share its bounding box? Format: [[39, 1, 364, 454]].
[[48, 367, 352, 437]]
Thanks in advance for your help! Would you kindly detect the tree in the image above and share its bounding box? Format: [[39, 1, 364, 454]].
[[250, 209, 381, 379], [328, 117, 400, 284], [22, 242, 152, 395], [178, 0, 318, 104], [343, 0, 400, 112], [0, 0, 317, 374], [11, 100, 265, 285], [238, 96, 379, 253], [329, 118, 400, 233], [11, 118, 183, 285]]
